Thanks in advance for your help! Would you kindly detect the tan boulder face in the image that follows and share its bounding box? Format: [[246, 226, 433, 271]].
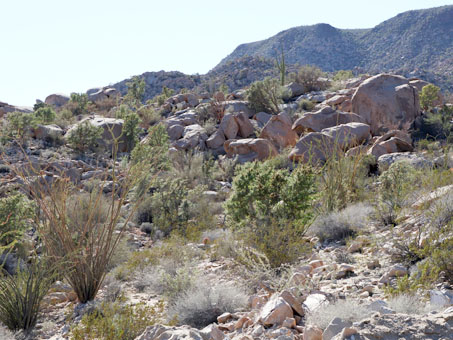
[[44, 93, 70, 108], [260, 112, 298, 148], [206, 130, 226, 149], [219, 113, 239, 140], [303, 325, 323, 340], [351, 74, 421, 135], [292, 106, 365, 134], [320, 122, 371, 150], [259, 295, 294, 326], [374, 130, 412, 145], [288, 132, 335, 164], [224, 138, 278, 160], [234, 112, 254, 138]]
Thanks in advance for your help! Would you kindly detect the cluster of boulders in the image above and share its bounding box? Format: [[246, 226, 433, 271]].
[[158, 73, 435, 170]]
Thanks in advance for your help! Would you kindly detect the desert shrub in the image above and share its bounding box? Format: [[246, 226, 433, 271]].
[[170, 151, 220, 189], [115, 106, 141, 150], [333, 70, 354, 82], [318, 150, 373, 213], [225, 161, 315, 266], [387, 294, 430, 314], [423, 105, 453, 140], [137, 105, 161, 127], [1, 112, 37, 145], [54, 108, 75, 129], [0, 193, 35, 256], [298, 99, 315, 111], [376, 161, 417, 225], [246, 77, 287, 114], [294, 65, 328, 92], [124, 76, 145, 107], [66, 121, 103, 152], [428, 192, 453, 229], [420, 84, 441, 111], [67, 93, 90, 116], [306, 299, 371, 330], [12, 156, 148, 303], [169, 280, 247, 329], [70, 301, 164, 340], [0, 259, 56, 332], [153, 86, 175, 106], [310, 203, 373, 244], [34, 106, 56, 124]]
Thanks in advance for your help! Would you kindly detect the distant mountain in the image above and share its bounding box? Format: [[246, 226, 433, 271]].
[[215, 5, 453, 91], [111, 5, 453, 100]]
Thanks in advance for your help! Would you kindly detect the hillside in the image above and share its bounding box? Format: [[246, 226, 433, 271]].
[[216, 5, 453, 91]]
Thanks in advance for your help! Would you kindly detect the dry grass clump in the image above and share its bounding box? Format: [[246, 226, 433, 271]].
[[310, 203, 373, 244], [168, 280, 247, 329], [306, 299, 371, 330], [386, 294, 431, 315]]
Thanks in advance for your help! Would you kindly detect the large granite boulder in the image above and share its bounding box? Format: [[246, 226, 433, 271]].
[[351, 74, 421, 135], [44, 93, 70, 108], [292, 106, 365, 134], [260, 112, 298, 149]]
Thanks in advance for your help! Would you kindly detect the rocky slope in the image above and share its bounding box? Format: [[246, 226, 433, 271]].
[[216, 5, 453, 91]]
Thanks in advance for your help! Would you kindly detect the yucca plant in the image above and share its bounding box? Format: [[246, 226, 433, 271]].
[[0, 258, 56, 332]]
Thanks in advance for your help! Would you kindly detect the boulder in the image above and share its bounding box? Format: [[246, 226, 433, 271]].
[[167, 124, 185, 140], [378, 152, 432, 172], [280, 290, 304, 316], [303, 294, 327, 312], [259, 295, 293, 326], [289, 132, 335, 164], [222, 101, 254, 118], [292, 106, 365, 134], [66, 116, 128, 151], [87, 87, 119, 103], [219, 113, 239, 140], [136, 325, 203, 340], [254, 112, 272, 127], [303, 325, 323, 340], [351, 74, 421, 135], [320, 123, 371, 150], [224, 138, 278, 161], [206, 130, 226, 149], [33, 124, 64, 141], [322, 318, 352, 340], [260, 112, 299, 148], [284, 82, 305, 98], [175, 124, 207, 150], [44, 93, 70, 107], [234, 112, 254, 138]]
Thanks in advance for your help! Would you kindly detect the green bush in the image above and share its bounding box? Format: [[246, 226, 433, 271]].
[[333, 70, 354, 82], [298, 99, 315, 111], [225, 161, 315, 266], [34, 106, 56, 124], [0, 193, 35, 256], [0, 259, 56, 332], [294, 65, 328, 92], [1, 112, 37, 145], [70, 301, 165, 340], [67, 93, 90, 116], [376, 161, 417, 225], [246, 77, 287, 114], [115, 105, 142, 150], [420, 84, 441, 111], [125, 76, 146, 107], [66, 121, 103, 152]]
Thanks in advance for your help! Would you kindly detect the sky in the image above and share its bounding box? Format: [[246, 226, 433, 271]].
[[1, 0, 452, 107]]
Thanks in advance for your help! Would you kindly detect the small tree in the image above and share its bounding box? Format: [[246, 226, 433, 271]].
[[246, 78, 287, 114], [420, 84, 441, 111], [295, 65, 327, 92], [68, 93, 90, 116], [34, 106, 56, 124], [225, 161, 315, 266], [125, 76, 145, 107], [66, 121, 103, 152], [1, 112, 37, 145]]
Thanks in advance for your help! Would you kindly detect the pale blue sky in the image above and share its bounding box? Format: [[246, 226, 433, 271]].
[[1, 0, 452, 106]]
